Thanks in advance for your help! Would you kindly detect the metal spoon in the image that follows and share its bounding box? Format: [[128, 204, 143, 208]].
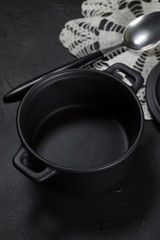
[[3, 11, 160, 103]]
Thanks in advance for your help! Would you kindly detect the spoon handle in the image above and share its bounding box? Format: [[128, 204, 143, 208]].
[[3, 43, 123, 103]]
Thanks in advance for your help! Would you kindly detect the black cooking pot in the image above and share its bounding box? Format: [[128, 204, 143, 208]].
[[13, 63, 144, 194]]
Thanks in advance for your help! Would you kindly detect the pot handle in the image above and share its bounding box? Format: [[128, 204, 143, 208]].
[[106, 63, 144, 93], [13, 147, 57, 182]]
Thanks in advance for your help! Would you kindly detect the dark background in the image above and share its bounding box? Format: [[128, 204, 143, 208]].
[[1, 0, 160, 239]]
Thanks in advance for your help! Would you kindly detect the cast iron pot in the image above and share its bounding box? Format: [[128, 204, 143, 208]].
[[13, 63, 144, 194]]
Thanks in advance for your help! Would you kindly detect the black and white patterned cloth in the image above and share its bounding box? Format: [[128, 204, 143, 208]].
[[60, 0, 160, 120]]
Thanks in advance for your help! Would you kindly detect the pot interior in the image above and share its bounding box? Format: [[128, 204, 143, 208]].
[[18, 70, 142, 170]]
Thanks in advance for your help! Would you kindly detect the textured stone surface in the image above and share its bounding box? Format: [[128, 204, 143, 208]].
[[0, 0, 160, 239]]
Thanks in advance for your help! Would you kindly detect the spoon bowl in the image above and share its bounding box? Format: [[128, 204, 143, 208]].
[[122, 11, 160, 51]]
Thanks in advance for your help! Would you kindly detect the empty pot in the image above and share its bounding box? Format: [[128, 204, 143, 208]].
[[13, 63, 144, 193]]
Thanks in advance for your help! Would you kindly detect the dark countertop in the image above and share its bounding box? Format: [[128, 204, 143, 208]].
[[1, 1, 160, 239]]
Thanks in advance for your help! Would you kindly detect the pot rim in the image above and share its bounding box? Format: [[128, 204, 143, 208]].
[[16, 68, 144, 173]]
